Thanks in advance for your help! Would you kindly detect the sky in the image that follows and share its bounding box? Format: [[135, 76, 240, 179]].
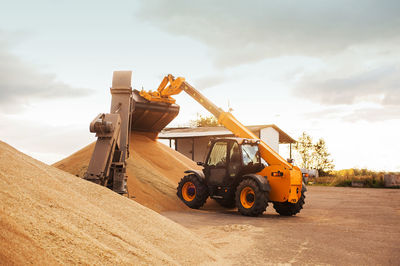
[[0, 0, 399, 171]]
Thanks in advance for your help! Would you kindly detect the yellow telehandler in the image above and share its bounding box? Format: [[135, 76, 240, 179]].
[[140, 75, 306, 216]]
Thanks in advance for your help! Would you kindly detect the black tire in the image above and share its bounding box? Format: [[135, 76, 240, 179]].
[[273, 184, 306, 216], [177, 174, 209, 209], [235, 179, 269, 216], [214, 194, 236, 209]]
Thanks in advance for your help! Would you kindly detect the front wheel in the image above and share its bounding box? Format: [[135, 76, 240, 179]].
[[235, 179, 269, 216], [177, 175, 209, 209], [273, 184, 306, 216]]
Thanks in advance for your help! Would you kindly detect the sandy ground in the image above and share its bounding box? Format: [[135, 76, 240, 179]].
[[52, 134, 399, 265], [163, 186, 400, 265], [0, 141, 225, 265]]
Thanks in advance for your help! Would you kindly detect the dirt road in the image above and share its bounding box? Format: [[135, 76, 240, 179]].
[[163, 186, 400, 265]]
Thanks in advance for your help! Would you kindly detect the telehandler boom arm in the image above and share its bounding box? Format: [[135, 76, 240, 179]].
[[140, 75, 303, 203], [141, 75, 292, 168]]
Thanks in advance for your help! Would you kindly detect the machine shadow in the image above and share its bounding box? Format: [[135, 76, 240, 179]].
[[199, 205, 300, 220]]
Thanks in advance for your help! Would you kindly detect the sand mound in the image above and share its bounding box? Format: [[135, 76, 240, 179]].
[[0, 141, 224, 265], [54, 132, 204, 212]]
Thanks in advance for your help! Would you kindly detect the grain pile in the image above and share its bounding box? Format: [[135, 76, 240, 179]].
[[0, 140, 224, 265], [54, 132, 204, 212]]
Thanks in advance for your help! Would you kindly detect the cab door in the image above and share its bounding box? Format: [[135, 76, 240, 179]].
[[205, 141, 228, 185], [227, 141, 242, 184]]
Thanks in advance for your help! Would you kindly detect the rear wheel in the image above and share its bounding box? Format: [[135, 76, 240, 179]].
[[177, 175, 209, 209], [235, 179, 269, 216], [273, 184, 306, 216]]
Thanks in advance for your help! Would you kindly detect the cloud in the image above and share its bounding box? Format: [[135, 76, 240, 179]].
[[193, 75, 226, 89], [137, 0, 400, 67], [343, 106, 400, 122], [303, 105, 400, 123], [0, 31, 92, 113], [0, 114, 94, 164], [295, 64, 400, 106]]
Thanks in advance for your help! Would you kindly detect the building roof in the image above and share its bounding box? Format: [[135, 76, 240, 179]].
[[158, 124, 296, 144]]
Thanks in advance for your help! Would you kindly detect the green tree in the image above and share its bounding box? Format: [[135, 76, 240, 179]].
[[294, 132, 335, 175], [294, 132, 314, 169], [312, 138, 335, 175], [190, 113, 219, 127]]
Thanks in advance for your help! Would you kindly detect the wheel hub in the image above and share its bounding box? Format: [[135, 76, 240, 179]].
[[240, 186, 255, 209], [187, 187, 195, 196], [182, 182, 196, 202], [246, 193, 254, 203]]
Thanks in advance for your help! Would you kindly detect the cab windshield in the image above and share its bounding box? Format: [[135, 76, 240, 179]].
[[241, 144, 260, 166]]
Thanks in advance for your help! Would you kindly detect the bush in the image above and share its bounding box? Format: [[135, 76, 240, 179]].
[[334, 179, 353, 187], [308, 168, 390, 188]]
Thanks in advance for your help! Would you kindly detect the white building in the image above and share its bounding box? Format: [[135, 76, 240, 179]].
[[158, 124, 296, 163]]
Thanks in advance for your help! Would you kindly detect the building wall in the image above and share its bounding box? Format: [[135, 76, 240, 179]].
[[175, 137, 212, 163], [194, 137, 210, 162], [260, 127, 279, 153], [175, 138, 193, 160]]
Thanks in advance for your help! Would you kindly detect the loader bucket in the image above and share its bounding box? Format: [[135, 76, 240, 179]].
[[131, 90, 180, 133]]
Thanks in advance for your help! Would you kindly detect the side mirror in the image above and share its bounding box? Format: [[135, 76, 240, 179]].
[[287, 158, 294, 164], [197, 162, 204, 166], [255, 163, 265, 172]]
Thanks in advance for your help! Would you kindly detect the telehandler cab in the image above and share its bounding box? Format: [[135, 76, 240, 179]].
[[178, 137, 269, 216]]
